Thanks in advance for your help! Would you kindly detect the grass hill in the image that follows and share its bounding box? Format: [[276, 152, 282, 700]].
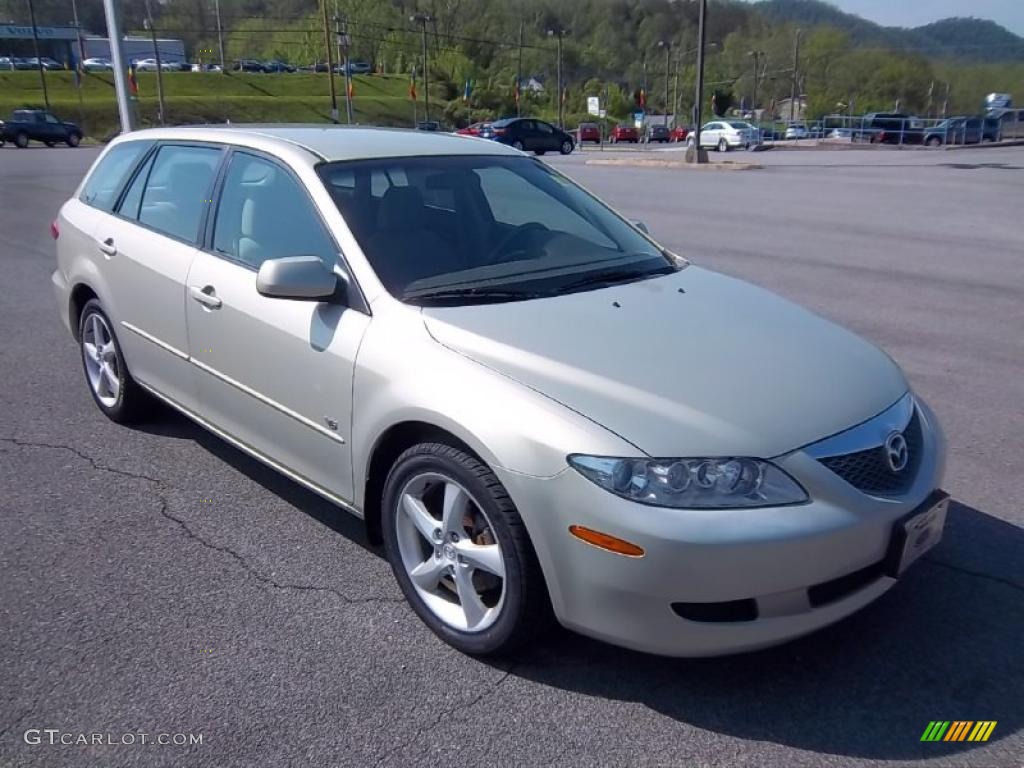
[[0, 70, 425, 139]]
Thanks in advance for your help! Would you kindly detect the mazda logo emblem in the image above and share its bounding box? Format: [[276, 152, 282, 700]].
[[885, 431, 909, 472]]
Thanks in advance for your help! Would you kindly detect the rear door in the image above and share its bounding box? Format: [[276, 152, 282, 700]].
[[102, 142, 224, 407], [184, 149, 370, 502]]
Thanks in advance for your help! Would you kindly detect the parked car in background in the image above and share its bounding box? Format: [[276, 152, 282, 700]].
[[52, 125, 947, 658], [689, 120, 757, 151], [981, 117, 1000, 142], [134, 58, 178, 72], [0, 56, 17, 70], [859, 113, 924, 144], [987, 108, 1024, 139], [17, 56, 63, 70], [344, 60, 372, 74], [609, 124, 639, 143], [645, 124, 670, 143], [576, 122, 601, 143], [923, 117, 983, 147], [262, 60, 296, 73], [784, 121, 808, 139], [82, 57, 113, 71], [191, 63, 223, 73], [234, 59, 266, 73], [0, 109, 82, 148], [416, 121, 442, 131], [488, 117, 574, 155], [456, 122, 491, 137], [669, 125, 690, 142]]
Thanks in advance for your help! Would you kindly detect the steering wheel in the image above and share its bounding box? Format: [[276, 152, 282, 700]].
[[489, 222, 549, 261]]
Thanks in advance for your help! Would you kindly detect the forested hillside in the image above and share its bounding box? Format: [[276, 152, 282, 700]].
[[2, 0, 1021, 123]]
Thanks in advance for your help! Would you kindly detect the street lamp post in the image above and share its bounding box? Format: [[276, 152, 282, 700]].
[[657, 40, 670, 127], [547, 26, 568, 129], [748, 49, 763, 115], [691, 0, 709, 163], [410, 13, 433, 122]]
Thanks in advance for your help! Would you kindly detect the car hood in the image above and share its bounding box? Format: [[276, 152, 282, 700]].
[[421, 266, 907, 458]]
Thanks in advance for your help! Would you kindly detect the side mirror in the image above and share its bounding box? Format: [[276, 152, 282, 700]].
[[256, 256, 342, 302], [630, 219, 650, 235]]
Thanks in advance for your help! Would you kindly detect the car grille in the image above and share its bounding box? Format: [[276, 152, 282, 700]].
[[818, 409, 923, 495]]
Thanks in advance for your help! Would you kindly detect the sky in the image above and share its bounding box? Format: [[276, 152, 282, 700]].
[[747, 0, 1024, 36]]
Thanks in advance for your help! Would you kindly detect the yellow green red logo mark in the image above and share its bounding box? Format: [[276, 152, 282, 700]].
[[921, 721, 997, 742]]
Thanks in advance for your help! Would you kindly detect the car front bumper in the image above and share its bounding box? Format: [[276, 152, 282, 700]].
[[496, 398, 947, 657]]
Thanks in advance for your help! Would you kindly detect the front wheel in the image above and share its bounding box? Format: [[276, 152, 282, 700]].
[[511, 140, 524, 151], [926, 136, 942, 148], [67, 132, 81, 147], [718, 138, 729, 152], [78, 299, 152, 423], [382, 443, 551, 656], [560, 139, 573, 155]]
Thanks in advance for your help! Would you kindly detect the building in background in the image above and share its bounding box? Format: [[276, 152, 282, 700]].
[[84, 36, 185, 64]]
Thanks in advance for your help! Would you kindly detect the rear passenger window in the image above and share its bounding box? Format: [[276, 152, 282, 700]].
[[212, 152, 337, 269], [136, 145, 222, 243], [80, 141, 153, 211]]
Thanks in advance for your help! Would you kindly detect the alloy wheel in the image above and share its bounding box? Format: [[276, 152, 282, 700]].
[[394, 472, 506, 633], [82, 312, 121, 407]]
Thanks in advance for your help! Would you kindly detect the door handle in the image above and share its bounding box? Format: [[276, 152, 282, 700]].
[[189, 285, 222, 309], [98, 237, 117, 257]]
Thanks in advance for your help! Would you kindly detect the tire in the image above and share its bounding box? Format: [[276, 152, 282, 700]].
[[0, 139, 5, 147], [560, 139, 573, 155], [718, 138, 729, 152], [67, 132, 81, 147], [78, 299, 151, 423], [382, 442, 551, 656], [14, 131, 29, 148], [926, 136, 942, 148], [511, 140, 524, 151]]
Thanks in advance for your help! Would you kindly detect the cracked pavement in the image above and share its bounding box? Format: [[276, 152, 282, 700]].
[[2, 145, 1023, 767]]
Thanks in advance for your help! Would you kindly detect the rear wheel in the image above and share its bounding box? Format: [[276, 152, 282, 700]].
[[718, 137, 729, 152], [382, 442, 551, 656], [78, 299, 152, 423], [926, 136, 942, 148], [14, 131, 29, 148]]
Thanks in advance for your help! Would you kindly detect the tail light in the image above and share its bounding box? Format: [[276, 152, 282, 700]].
[[50, 219, 60, 240], [493, 127, 506, 136], [878, 130, 887, 142]]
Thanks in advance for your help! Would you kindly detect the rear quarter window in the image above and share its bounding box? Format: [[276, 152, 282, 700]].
[[80, 141, 154, 211]]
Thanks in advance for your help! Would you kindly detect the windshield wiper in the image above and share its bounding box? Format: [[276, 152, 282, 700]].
[[404, 287, 546, 305], [556, 263, 676, 294]]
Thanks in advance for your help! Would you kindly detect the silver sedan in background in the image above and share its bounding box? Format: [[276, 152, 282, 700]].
[[51, 126, 947, 656]]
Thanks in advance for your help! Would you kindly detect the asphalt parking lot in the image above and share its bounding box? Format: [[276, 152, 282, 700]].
[[1, 143, 1022, 768]]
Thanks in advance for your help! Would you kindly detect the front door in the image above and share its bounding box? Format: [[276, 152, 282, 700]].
[[185, 150, 369, 503]]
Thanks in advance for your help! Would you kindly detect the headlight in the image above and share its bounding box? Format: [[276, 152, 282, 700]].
[[567, 455, 808, 509]]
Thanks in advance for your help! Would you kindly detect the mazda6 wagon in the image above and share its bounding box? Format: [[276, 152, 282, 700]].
[[52, 126, 948, 656]]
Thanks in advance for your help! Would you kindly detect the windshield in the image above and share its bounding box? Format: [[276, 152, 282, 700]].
[[317, 155, 678, 304]]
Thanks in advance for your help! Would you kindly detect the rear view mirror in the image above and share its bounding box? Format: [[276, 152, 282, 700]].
[[256, 256, 342, 302]]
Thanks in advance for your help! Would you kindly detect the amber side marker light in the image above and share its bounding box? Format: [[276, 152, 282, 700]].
[[569, 525, 645, 557]]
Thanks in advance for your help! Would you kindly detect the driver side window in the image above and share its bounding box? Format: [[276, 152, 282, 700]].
[[475, 167, 614, 249]]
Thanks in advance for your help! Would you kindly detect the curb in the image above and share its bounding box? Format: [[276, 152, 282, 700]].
[[585, 157, 762, 170]]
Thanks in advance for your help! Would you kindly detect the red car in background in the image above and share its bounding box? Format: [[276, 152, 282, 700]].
[[609, 124, 639, 143], [456, 122, 491, 136], [670, 125, 690, 142], [576, 122, 601, 143]]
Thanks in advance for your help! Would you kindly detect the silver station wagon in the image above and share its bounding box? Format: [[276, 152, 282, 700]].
[[52, 126, 948, 656]]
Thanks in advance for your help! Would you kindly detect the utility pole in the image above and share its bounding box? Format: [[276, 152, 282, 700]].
[[214, 0, 226, 71], [789, 28, 801, 121], [749, 49, 762, 115], [658, 41, 670, 127], [941, 82, 950, 118], [411, 13, 432, 122], [335, 13, 352, 123], [101, 0, 134, 131], [547, 26, 567, 128], [691, 0, 708, 163], [321, 0, 338, 122], [26, 0, 49, 109], [144, 0, 165, 125], [516, 20, 523, 117], [70, 0, 87, 69]]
